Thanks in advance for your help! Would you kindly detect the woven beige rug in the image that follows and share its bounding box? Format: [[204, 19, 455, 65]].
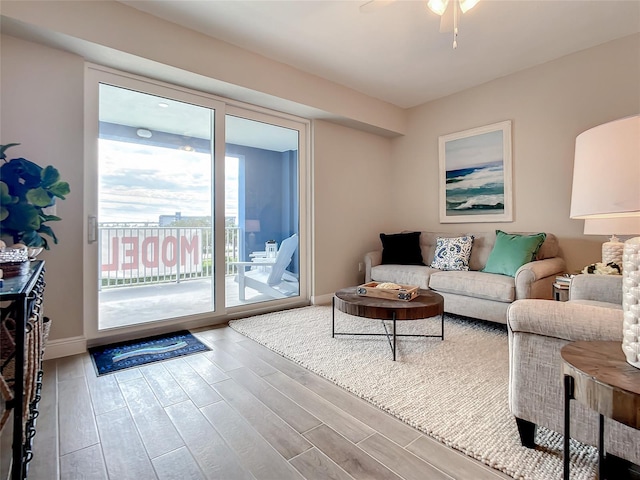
[[229, 305, 598, 480]]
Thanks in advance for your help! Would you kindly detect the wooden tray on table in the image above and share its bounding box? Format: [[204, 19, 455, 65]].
[[356, 281, 420, 302]]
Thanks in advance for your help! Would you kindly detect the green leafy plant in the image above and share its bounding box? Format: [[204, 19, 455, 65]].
[[0, 143, 70, 249]]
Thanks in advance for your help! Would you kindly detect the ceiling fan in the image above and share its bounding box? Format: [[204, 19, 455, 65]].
[[360, 0, 481, 49]]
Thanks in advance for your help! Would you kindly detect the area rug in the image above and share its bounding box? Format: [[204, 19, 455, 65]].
[[229, 305, 598, 480], [89, 330, 210, 376]]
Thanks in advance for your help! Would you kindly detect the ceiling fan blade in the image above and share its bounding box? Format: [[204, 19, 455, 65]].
[[359, 0, 396, 14], [439, 6, 454, 32]]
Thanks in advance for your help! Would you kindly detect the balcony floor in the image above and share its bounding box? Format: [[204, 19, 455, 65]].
[[98, 275, 281, 330]]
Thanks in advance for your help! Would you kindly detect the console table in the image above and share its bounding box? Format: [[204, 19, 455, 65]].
[[561, 340, 640, 480], [0, 261, 50, 479]]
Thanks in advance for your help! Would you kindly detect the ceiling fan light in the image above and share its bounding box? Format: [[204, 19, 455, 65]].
[[427, 0, 449, 16], [459, 0, 480, 13]]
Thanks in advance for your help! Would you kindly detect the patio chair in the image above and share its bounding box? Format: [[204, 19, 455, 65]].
[[232, 233, 299, 301]]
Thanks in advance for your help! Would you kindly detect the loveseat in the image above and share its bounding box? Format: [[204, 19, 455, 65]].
[[507, 274, 640, 467], [364, 231, 566, 324]]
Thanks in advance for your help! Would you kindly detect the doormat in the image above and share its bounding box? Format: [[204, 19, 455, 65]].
[[89, 330, 210, 376]]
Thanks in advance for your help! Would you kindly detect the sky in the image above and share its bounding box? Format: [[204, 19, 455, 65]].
[[98, 139, 238, 224], [444, 129, 504, 171]]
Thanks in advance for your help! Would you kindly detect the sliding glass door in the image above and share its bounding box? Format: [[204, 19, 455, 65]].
[[97, 84, 216, 330], [224, 114, 300, 307], [85, 67, 308, 340]]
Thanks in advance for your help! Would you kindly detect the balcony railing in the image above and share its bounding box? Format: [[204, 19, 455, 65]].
[[99, 224, 241, 289]]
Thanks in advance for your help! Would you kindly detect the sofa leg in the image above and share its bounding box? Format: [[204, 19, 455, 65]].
[[515, 417, 537, 448]]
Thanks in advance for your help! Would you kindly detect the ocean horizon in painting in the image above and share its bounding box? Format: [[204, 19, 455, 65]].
[[445, 160, 505, 216]]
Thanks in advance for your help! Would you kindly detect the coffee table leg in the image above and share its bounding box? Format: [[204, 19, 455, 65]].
[[441, 312, 445, 340], [392, 312, 396, 361], [332, 296, 335, 338]]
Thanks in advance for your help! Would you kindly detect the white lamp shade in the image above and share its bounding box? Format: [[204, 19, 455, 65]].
[[570, 115, 640, 219], [583, 217, 640, 235]]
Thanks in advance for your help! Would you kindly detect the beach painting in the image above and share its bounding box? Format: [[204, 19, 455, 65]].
[[438, 121, 512, 223]]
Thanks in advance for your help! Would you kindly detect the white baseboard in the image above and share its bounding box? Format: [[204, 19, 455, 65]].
[[311, 293, 333, 305], [44, 336, 87, 360]]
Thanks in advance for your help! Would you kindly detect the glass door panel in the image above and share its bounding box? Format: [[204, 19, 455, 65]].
[[225, 115, 300, 307], [98, 84, 214, 330]]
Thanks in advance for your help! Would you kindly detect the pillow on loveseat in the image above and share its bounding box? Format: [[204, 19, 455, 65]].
[[430, 235, 474, 271], [482, 230, 546, 277], [380, 232, 424, 265]]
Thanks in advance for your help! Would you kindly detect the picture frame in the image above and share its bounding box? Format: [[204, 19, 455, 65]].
[[438, 120, 513, 223]]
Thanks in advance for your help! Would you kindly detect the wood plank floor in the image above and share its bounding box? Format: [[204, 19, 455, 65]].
[[27, 325, 513, 480]]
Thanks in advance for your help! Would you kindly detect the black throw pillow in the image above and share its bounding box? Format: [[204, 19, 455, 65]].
[[380, 232, 425, 265]]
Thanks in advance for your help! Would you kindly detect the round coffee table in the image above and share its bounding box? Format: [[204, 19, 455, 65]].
[[332, 286, 445, 361]]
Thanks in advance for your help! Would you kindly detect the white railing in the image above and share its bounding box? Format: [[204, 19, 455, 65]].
[[99, 224, 240, 289]]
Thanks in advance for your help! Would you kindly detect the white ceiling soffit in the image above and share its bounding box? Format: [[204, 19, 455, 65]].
[[119, 0, 640, 109], [99, 84, 299, 151]]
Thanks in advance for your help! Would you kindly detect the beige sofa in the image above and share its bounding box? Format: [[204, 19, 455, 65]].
[[364, 231, 566, 324], [507, 274, 640, 467]]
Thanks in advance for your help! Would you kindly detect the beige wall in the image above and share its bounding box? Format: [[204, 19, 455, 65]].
[[391, 33, 640, 273], [0, 34, 85, 340], [312, 120, 393, 297]]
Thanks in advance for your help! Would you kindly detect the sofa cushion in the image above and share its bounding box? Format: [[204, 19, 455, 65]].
[[380, 232, 424, 265], [429, 270, 516, 303], [371, 264, 437, 290], [430, 235, 474, 271], [482, 231, 546, 277]]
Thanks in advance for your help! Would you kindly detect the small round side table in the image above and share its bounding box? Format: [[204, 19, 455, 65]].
[[560, 340, 640, 480]]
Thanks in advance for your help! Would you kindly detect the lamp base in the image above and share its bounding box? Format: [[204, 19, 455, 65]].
[[602, 235, 624, 267], [622, 236, 640, 369]]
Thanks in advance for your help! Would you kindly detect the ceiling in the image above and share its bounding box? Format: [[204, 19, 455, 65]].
[[119, 0, 640, 109]]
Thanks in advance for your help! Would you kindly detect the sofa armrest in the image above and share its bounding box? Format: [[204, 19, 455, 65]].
[[514, 257, 566, 299], [569, 274, 623, 305], [364, 250, 382, 282], [507, 299, 623, 342]]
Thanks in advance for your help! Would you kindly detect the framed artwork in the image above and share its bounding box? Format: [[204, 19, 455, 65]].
[[438, 120, 512, 223]]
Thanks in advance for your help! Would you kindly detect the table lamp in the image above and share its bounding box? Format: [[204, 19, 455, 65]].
[[245, 219, 261, 248], [570, 114, 640, 368]]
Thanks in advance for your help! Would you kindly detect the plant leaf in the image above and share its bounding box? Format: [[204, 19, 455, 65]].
[[4, 203, 40, 231], [48, 181, 70, 199], [41, 165, 61, 187], [20, 230, 46, 248], [0, 182, 16, 205], [40, 214, 62, 222], [38, 224, 58, 244], [0, 206, 8, 221], [0, 143, 20, 160], [26, 187, 53, 207]]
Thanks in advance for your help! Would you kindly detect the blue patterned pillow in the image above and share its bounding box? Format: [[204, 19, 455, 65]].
[[430, 236, 475, 271]]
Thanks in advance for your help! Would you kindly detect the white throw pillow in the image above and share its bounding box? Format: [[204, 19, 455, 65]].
[[430, 236, 475, 271]]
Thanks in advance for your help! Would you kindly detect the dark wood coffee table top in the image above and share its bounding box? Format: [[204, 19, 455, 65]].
[[333, 287, 444, 321]]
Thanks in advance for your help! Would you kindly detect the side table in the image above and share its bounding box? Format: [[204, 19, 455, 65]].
[[560, 340, 640, 480], [553, 283, 569, 302]]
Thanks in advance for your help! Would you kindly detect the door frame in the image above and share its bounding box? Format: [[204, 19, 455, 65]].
[[83, 64, 310, 344]]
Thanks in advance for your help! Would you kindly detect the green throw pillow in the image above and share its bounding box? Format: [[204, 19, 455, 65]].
[[482, 230, 546, 277]]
